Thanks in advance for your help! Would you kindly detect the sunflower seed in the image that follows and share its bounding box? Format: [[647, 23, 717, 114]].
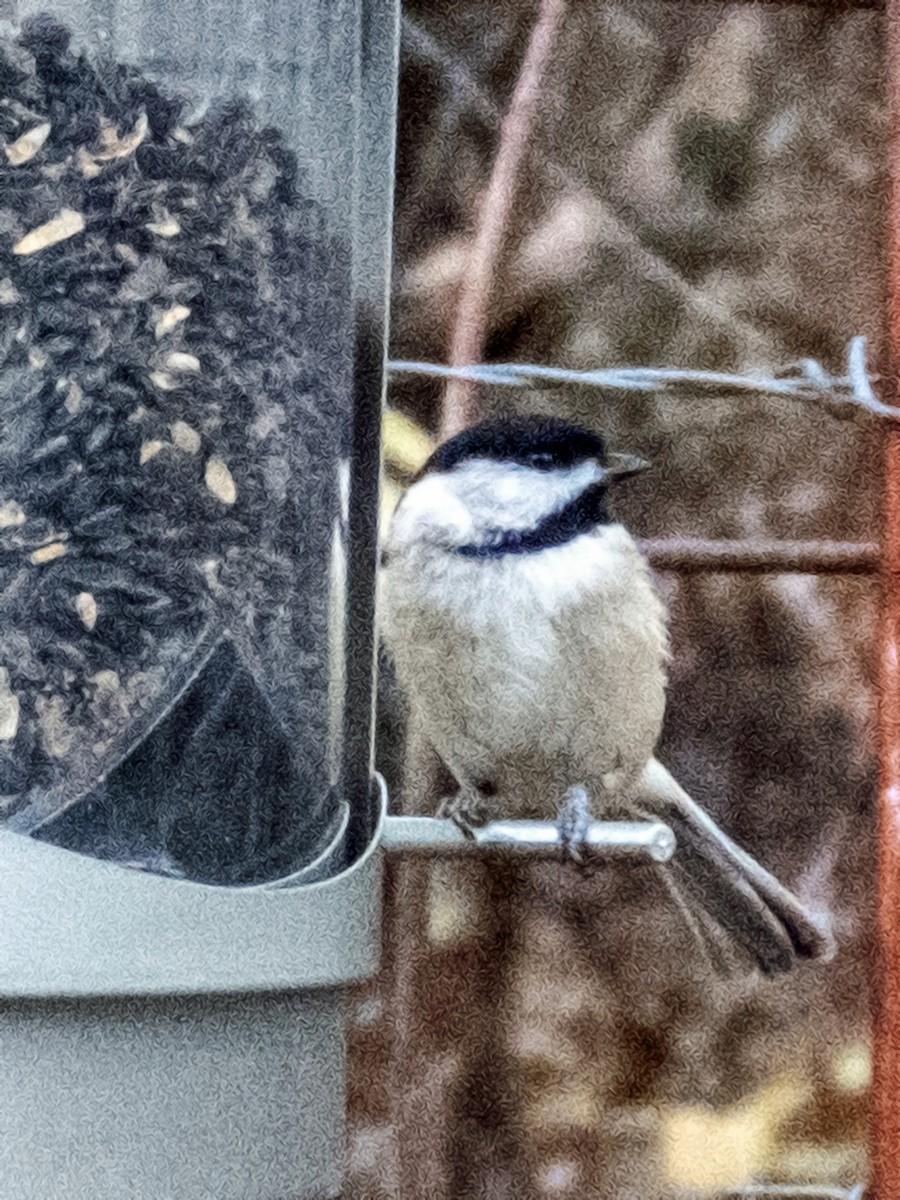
[[205, 457, 237, 504], [154, 304, 191, 339], [140, 440, 166, 464], [170, 420, 200, 453], [13, 208, 85, 256], [0, 669, 20, 741], [30, 541, 67, 564], [165, 351, 200, 373], [5, 121, 51, 166], [74, 591, 98, 630], [0, 502, 25, 528]]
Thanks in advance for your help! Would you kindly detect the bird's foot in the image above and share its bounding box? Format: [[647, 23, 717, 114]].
[[557, 786, 591, 866], [437, 783, 494, 836]]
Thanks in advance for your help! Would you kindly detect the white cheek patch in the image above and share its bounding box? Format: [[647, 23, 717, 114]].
[[452, 458, 607, 530], [493, 472, 528, 505], [389, 473, 474, 547], [388, 455, 609, 553]]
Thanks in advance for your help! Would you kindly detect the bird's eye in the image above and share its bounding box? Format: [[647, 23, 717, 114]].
[[526, 451, 557, 470]]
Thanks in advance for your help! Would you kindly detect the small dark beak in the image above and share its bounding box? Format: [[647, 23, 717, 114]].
[[602, 451, 651, 481]]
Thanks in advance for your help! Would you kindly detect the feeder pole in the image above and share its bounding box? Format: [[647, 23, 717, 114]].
[[876, 4, 900, 1197]]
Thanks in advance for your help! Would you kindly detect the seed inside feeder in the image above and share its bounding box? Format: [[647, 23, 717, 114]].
[[93, 110, 148, 161], [149, 370, 177, 391], [64, 381, 84, 414], [13, 208, 85, 256], [154, 305, 191, 339], [90, 670, 121, 696], [140, 440, 166, 464], [30, 541, 67, 564], [205, 457, 237, 505], [0, 278, 20, 305], [145, 217, 181, 238], [5, 121, 51, 166], [75, 592, 98, 631], [166, 352, 200, 373], [170, 420, 200, 453], [0, 18, 345, 868], [0, 502, 25, 528], [0, 669, 20, 742], [36, 694, 74, 758]]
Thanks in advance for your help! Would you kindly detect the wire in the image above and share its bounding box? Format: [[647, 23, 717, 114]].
[[390, 336, 900, 421]]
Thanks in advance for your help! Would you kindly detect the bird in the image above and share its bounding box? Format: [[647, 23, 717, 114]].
[[379, 414, 834, 974]]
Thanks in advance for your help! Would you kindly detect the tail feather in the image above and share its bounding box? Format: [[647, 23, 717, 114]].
[[656, 867, 734, 976], [635, 759, 836, 975]]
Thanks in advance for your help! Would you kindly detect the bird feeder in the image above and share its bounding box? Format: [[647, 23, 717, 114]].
[[0, 0, 397, 1195]]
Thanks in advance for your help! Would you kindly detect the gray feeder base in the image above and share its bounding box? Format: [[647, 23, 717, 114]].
[[0, 783, 384, 1200], [0, 989, 345, 1200]]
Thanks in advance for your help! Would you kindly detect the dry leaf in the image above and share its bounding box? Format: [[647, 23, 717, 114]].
[[661, 1073, 813, 1191]]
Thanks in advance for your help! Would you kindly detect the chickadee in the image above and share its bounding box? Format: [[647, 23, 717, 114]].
[[380, 415, 833, 974]]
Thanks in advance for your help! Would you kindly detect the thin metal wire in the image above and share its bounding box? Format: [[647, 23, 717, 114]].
[[390, 336, 900, 421]]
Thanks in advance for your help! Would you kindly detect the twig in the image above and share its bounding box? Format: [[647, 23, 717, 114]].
[[442, 0, 567, 438]]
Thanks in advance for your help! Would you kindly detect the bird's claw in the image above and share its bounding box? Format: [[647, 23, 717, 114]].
[[557, 786, 591, 866], [438, 790, 487, 837]]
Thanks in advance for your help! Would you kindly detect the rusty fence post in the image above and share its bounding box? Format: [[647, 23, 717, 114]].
[[876, 4, 900, 1198]]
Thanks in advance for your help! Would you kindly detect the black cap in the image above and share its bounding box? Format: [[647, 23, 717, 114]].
[[426, 416, 609, 475]]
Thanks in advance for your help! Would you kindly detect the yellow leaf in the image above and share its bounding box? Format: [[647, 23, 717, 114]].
[[383, 408, 433, 476], [661, 1073, 813, 1192]]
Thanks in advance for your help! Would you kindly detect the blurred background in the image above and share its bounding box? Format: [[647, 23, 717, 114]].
[[351, 2, 884, 1197]]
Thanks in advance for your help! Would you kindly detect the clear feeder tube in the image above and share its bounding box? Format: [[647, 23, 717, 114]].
[[0, 0, 396, 882]]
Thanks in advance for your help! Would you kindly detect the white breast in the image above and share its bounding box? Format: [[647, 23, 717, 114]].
[[380, 520, 669, 819]]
